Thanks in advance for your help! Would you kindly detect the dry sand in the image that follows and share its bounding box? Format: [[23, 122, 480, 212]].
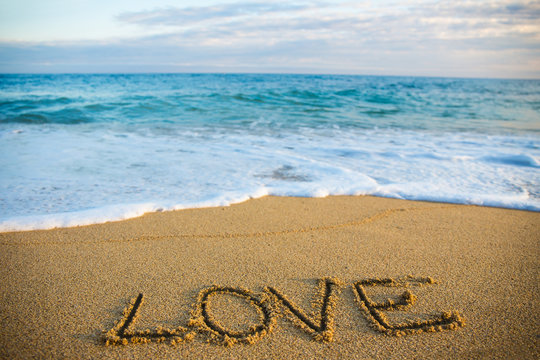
[[0, 195, 538, 359]]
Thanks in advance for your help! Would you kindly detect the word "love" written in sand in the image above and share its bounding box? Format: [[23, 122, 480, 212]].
[[104, 276, 465, 347]]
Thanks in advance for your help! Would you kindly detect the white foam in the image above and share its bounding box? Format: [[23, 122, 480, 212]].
[[0, 203, 162, 232], [0, 188, 274, 232], [0, 125, 539, 232]]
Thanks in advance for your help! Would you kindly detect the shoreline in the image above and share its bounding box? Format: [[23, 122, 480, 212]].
[[1, 193, 539, 234], [1, 195, 538, 359]]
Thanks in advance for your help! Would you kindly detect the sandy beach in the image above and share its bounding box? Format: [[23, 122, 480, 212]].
[[0, 195, 538, 359]]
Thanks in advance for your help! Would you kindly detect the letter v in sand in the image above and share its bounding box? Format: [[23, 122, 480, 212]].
[[265, 277, 343, 342], [352, 276, 465, 336]]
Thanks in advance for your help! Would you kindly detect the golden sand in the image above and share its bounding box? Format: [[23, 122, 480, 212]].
[[0, 196, 538, 359]]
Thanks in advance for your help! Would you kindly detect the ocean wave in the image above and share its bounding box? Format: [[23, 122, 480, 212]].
[[1, 109, 93, 124], [481, 153, 540, 168], [1, 74, 537, 132]]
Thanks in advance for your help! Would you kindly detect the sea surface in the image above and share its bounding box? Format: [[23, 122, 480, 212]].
[[1, 74, 539, 231]]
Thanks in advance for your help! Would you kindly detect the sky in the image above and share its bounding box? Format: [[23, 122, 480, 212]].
[[0, 0, 539, 78]]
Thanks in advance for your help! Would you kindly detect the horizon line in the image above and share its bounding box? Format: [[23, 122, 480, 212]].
[[1, 71, 539, 81]]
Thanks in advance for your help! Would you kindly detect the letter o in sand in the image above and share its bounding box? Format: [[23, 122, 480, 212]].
[[198, 286, 274, 343]]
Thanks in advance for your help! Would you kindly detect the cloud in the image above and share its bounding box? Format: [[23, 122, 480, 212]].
[[113, 0, 540, 46], [117, 1, 321, 26], [420, 0, 540, 20], [1, 0, 539, 77]]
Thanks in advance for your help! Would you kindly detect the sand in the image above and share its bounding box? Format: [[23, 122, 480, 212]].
[[0, 195, 538, 359]]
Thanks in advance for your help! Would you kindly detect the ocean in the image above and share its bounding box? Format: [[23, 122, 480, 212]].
[[0, 73, 539, 231]]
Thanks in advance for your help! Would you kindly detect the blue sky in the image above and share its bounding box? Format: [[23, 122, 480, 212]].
[[0, 0, 539, 78]]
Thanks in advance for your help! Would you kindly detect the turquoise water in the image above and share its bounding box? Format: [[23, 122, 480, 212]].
[[2, 74, 539, 133], [1, 74, 539, 230]]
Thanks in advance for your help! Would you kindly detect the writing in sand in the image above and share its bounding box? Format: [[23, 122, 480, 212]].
[[104, 276, 465, 347]]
